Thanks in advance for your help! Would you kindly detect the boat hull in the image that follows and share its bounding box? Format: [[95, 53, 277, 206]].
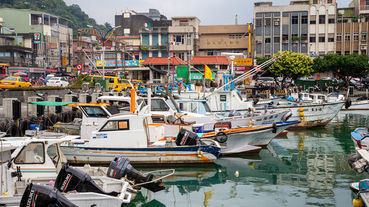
[[260, 102, 344, 128], [343, 100, 369, 110], [61, 145, 220, 165], [202, 121, 299, 151]]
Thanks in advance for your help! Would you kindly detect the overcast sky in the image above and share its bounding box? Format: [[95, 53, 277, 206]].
[[64, 0, 353, 26]]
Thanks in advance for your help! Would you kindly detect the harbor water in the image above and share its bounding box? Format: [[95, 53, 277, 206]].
[[132, 111, 369, 207]]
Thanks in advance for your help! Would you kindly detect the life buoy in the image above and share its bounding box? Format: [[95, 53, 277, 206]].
[[215, 132, 228, 143]]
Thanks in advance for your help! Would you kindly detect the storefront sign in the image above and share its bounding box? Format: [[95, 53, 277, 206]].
[[96, 60, 143, 67], [33, 33, 42, 44], [234, 58, 253, 66]]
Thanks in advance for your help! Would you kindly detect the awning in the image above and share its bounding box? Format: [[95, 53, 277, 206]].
[[28, 101, 75, 106], [149, 66, 168, 75], [190, 72, 216, 81]]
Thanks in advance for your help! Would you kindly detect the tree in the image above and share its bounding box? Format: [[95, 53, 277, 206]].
[[269, 51, 314, 88], [313, 54, 369, 86]]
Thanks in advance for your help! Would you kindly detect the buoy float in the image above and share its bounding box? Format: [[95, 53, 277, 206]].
[[234, 171, 239, 177], [353, 198, 364, 207]]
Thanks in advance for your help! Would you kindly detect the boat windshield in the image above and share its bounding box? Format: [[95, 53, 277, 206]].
[[151, 99, 170, 111], [80, 106, 109, 117]]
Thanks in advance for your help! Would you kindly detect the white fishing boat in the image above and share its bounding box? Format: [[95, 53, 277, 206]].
[[201, 120, 300, 150], [0, 132, 171, 206], [61, 109, 222, 165], [343, 99, 369, 110]]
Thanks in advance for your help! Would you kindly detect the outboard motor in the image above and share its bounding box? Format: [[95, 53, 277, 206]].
[[345, 98, 352, 109], [54, 164, 118, 196], [107, 156, 165, 192], [228, 110, 241, 117], [20, 183, 77, 207], [176, 128, 199, 146], [348, 153, 369, 174]]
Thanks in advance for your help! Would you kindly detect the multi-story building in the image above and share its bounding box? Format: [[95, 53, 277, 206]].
[[254, 0, 336, 57], [197, 24, 252, 58], [0, 8, 73, 69], [336, 7, 369, 55], [168, 17, 200, 61], [254, 1, 309, 57], [308, 0, 337, 57], [349, 0, 369, 21], [115, 9, 171, 60]]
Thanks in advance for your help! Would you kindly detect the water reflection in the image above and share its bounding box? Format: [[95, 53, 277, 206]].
[[133, 112, 369, 207]]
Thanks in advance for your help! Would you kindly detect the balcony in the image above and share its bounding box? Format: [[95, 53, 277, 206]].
[[139, 27, 169, 34]]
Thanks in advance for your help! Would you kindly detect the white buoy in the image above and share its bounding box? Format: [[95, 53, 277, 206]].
[[234, 171, 239, 177]]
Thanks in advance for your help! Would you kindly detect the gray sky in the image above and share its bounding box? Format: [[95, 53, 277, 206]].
[[64, 0, 353, 26]]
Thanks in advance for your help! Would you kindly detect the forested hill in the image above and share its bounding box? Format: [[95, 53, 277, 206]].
[[0, 0, 111, 35]]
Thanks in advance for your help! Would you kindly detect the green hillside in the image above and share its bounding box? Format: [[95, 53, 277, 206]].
[[0, 0, 111, 35]]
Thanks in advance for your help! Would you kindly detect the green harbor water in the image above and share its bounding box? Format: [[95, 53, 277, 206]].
[[132, 111, 369, 207]]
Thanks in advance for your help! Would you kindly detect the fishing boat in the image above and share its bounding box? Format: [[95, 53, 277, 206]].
[[0, 132, 170, 206], [201, 120, 300, 151], [61, 108, 221, 165], [351, 128, 369, 150]]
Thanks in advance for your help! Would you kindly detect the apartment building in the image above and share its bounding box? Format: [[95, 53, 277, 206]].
[[254, 1, 309, 57], [197, 24, 252, 58], [0, 8, 73, 68], [309, 0, 337, 56], [254, 0, 336, 57], [336, 7, 369, 55], [168, 17, 200, 61], [115, 9, 171, 60]]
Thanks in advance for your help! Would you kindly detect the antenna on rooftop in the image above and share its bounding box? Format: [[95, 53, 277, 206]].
[[235, 14, 238, 25]]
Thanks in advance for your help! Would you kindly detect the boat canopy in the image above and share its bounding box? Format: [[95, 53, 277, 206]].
[[28, 101, 75, 106]]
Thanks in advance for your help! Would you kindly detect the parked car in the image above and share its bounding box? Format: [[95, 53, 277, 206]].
[[0, 76, 32, 88], [350, 79, 364, 89], [46, 77, 69, 87]]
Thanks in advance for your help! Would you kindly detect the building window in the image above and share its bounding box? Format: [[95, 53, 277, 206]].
[[345, 33, 351, 41], [328, 37, 334, 42], [265, 18, 271, 26], [310, 37, 316, 42], [337, 33, 342, 41], [187, 34, 191, 45], [256, 19, 262, 27], [274, 18, 280, 26], [354, 32, 359, 40], [313, 0, 318, 3], [265, 38, 271, 43], [319, 37, 325, 42], [319, 15, 326, 24], [174, 35, 185, 45], [362, 32, 367, 41], [292, 16, 299, 24], [282, 35, 288, 41], [328, 18, 335, 24], [345, 51, 350, 55], [301, 16, 308, 24], [274, 37, 280, 43], [328, 0, 332, 3], [178, 53, 185, 60], [229, 34, 242, 39], [310, 20, 316, 24]]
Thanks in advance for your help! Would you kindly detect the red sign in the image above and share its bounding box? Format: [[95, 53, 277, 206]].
[[76, 64, 83, 71]]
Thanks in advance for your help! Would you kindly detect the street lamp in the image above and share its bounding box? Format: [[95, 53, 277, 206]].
[[87, 25, 121, 80]]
